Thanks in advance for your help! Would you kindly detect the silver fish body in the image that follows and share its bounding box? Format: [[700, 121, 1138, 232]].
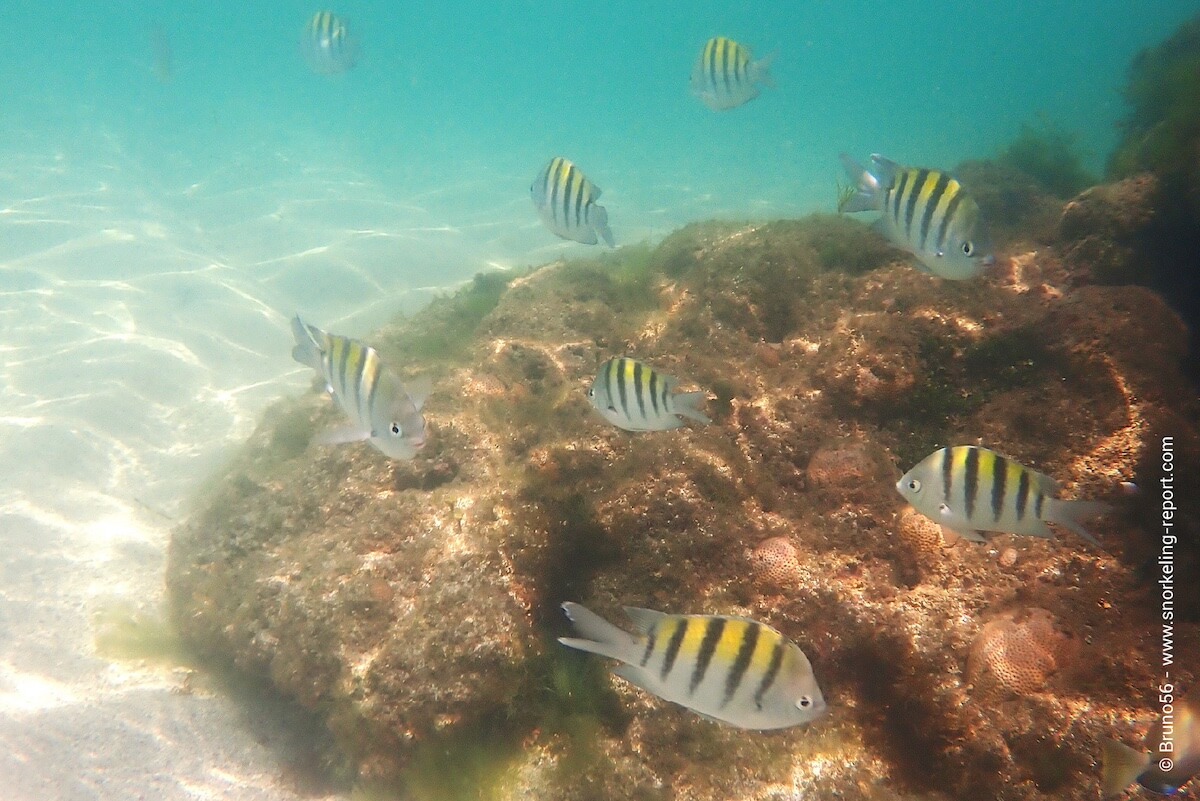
[[301, 11, 358, 75], [290, 315, 427, 461], [839, 153, 993, 280], [690, 37, 775, 111], [559, 602, 826, 730], [531, 157, 614, 247], [1103, 689, 1200, 797], [896, 445, 1108, 546], [588, 357, 710, 432]]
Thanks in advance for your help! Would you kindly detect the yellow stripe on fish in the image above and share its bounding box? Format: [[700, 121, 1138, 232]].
[[290, 315, 428, 461], [691, 37, 774, 111], [838, 153, 992, 280], [530, 157, 614, 247], [897, 445, 1109, 546], [587, 356, 710, 432], [558, 603, 826, 730]]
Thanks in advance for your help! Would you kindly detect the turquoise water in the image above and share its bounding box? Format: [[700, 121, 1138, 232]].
[[0, 3, 1197, 800]]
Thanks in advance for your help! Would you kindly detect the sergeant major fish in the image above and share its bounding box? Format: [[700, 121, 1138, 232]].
[[1103, 688, 1200, 797], [290, 315, 428, 460], [896, 445, 1110, 547], [531, 157, 615, 247], [838, 153, 993, 280], [588, 356, 710, 432], [690, 37, 775, 111], [558, 602, 826, 730], [301, 11, 358, 75]]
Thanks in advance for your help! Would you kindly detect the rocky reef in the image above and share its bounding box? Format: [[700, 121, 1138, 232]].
[[167, 180, 1199, 800]]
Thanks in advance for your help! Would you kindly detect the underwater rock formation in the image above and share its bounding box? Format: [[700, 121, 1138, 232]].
[[169, 205, 1198, 800]]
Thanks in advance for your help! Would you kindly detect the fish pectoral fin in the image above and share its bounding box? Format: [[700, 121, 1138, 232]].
[[314, 424, 371, 446], [1101, 739, 1151, 798], [958, 529, 988, 543]]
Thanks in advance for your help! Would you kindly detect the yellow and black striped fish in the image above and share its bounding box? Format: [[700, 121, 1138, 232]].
[[588, 356, 710, 432], [690, 37, 775, 111], [559, 602, 826, 730], [838, 153, 993, 280], [290, 315, 428, 460], [897, 445, 1109, 546], [301, 11, 358, 75], [530, 157, 614, 247]]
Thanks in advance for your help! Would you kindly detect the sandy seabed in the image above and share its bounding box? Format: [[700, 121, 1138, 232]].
[[0, 134, 818, 800]]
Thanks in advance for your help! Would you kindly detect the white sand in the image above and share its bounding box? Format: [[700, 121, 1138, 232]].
[[0, 134, 822, 800]]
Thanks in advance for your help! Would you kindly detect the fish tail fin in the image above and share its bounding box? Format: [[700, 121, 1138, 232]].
[[672, 391, 711, 425], [558, 602, 636, 662], [838, 153, 881, 213], [592, 204, 616, 248], [1043, 498, 1110, 547], [1101, 738, 1149, 798], [753, 51, 777, 89], [290, 315, 324, 370]]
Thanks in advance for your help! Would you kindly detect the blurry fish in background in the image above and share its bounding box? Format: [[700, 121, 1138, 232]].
[[301, 11, 359, 75], [149, 24, 172, 83], [896, 445, 1110, 546], [588, 356, 710, 432], [530, 157, 615, 247], [690, 37, 775, 111], [290, 315, 429, 461], [559, 602, 826, 730], [1103, 688, 1200, 797], [838, 153, 994, 280]]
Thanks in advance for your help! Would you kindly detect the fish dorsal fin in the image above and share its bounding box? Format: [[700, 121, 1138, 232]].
[[1031, 468, 1060, 496], [622, 606, 670, 634], [869, 154, 901, 185]]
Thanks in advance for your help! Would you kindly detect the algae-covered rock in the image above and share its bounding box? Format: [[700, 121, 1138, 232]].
[[168, 212, 1199, 801]]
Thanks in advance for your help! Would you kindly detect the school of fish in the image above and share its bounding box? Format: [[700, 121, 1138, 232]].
[[274, 13, 1175, 797]]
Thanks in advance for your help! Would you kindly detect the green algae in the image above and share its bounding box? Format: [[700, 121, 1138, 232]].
[[1108, 13, 1200, 180], [388, 270, 515, 363], [93, 599, 189, 664], [996, 119, 1095, 199]]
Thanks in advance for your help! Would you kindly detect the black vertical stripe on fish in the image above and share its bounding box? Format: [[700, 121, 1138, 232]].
[[721, 40, 733, 94], [548, 160, 562, 227], [1034, 491, 1045, 520], [616, 359, 631, 419], [632, 360, 647, 420], [904, 168, 929, 240], [660, 618, 689, 680], [722, 621, 759, 708], [892, 171, 910, 224], [335, 339, 351, 400], [707, 40, 719, 89], [561, 164, 576, 229], [660, 378, 669, 415], [604, 358, 618, 413], [753, 640, 786, 710], [690, 618, 726, 695], [941, 447, 954, 504], [648, 370, 660, 416], [934, 186, 964, 254], [918, 172, 950, 251], [574, 175, 587, 228], [964, 446, 980, 520], [1015, 469, 1031, 521], [991, 453, 1008, 523], [640, 623, 658, 668]]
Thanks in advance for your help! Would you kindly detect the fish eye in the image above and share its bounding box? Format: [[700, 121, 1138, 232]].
[[907, 479, 922, 493], [390, 422, 401, 436], [587, 387, 594, 398], [962, 241, 974, 256], [797, 695, 812, 709]]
